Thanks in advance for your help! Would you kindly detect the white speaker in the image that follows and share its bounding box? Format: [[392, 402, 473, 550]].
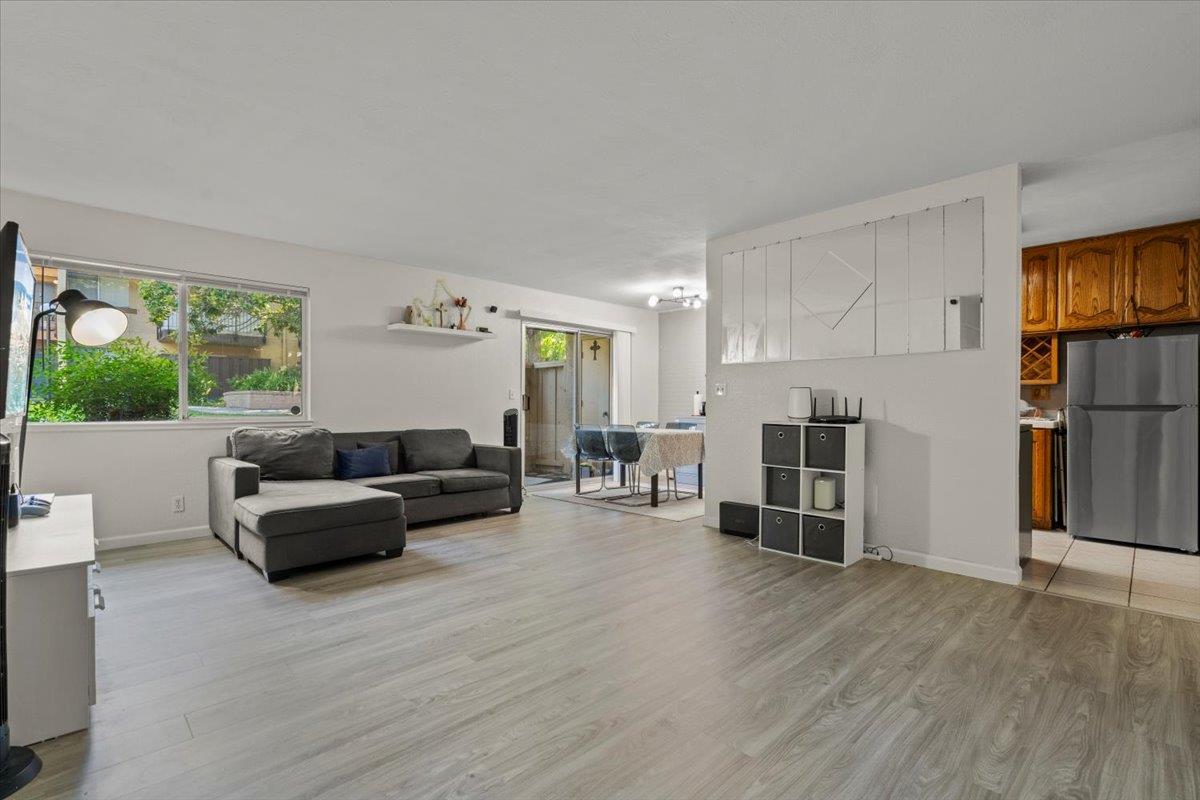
[[787, 386, 812, 420]]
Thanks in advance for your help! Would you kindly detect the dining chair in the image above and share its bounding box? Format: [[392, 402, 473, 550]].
[[574, 424, 614, 495], [604, 425, 646, 502]]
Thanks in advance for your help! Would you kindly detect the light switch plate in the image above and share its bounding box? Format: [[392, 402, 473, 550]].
[[714, 383, 726, 397]]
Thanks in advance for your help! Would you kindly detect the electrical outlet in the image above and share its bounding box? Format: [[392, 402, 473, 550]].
[[714, 383, 726, 397], [172, 495, 185, 513], [508, 389, 516, 400]]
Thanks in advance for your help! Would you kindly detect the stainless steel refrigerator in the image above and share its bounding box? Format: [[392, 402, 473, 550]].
[[1066, 334, 1198, 552]]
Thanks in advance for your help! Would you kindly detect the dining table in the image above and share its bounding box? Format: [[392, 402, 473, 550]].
[[635, 428, 705, 507]]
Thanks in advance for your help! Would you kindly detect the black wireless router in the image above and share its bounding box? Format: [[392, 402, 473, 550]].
[[809, 396, 863, 424]]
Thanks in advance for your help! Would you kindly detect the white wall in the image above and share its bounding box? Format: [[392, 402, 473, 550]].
[[704, 165, 1021, 584], [1, 189, 659, 548], [657, 308, 706, 421]]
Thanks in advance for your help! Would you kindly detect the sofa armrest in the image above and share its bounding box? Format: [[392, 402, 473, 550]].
[[474, 444, 522, 510], [208, 456, 260, 546]]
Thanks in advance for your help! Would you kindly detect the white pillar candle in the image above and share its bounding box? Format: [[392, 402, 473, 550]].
[[813, 476, 837, 510]]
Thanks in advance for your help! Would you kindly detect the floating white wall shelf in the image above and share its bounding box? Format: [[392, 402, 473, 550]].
[[385, 322, 496, 340]]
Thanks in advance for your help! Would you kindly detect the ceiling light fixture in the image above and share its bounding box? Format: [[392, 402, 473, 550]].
[[648, 286, 704, 310]]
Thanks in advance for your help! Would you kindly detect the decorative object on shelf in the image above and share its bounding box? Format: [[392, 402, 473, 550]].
[[1019, 334, 1058, 385], [409, 279, 480, 330], [787, 386, 812, 420], [453, 295, 472, 330], [648, 286, 705, 309], [809, 396, 863, 424], [813, 476, 837, 510]]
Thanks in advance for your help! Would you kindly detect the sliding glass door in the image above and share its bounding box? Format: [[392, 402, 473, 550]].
[[523, 326, 611, 484]]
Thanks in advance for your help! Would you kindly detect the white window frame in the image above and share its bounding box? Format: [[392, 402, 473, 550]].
[[28, 252, 311, 430]]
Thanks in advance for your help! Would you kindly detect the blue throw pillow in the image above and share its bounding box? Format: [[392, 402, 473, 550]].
[[335, 446, 391, 480]]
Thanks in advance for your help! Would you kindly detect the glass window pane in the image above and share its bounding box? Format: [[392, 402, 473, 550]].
[[185, 285, 303, 418], [29, 265, 180, 422]]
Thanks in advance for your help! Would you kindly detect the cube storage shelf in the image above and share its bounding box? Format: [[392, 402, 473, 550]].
[[760, 421, 865, 567]]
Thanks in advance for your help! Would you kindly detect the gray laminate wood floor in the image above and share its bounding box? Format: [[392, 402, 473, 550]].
[[24, 497, 1200, 800]]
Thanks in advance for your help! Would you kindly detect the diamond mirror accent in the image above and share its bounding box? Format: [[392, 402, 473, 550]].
[[792, 249, 874, 331]]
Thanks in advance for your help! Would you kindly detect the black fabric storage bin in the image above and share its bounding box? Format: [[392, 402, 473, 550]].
[[762, 425, 803, 467], [802, 515, 844, 563], [761, 509, 800, 554], [805, 426, 845, 470], [764, 467, 801, 509]]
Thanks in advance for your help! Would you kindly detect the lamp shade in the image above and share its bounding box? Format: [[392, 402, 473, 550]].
[[57, 289, 128, 346]]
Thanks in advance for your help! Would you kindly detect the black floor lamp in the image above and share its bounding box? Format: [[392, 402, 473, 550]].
[[0, 288, 127, 798]]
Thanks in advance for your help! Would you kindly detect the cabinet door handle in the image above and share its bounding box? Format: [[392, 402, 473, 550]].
[[93, 586, 106, 611], [777, 431, 785, 439], [818, 433, 828, 441], [779, 472, 787, 480], [775, 517, 782, 525], [817, 523, 826, 531]]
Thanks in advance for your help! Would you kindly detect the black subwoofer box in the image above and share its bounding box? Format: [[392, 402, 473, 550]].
[[719, 501, 759, 538]]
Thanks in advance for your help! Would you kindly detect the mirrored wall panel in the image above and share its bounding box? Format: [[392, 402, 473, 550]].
[[719, 197, 983, 364]]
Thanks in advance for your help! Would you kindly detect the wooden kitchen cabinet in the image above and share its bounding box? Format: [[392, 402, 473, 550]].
[[1124, 221, 1200, 325], [1023, 220, 1200, 336], [1021, 246, 1058, 333], [1057, 234, 1126, 331], [1030, 428, 1052, 530]]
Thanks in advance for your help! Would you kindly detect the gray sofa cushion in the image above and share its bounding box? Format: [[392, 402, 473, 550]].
[[234, 480, 403, 537], [418, 468, 509, 494], [400, 429, 474, 472], [357, 440, 400, 475], [347, 474, 440, 499], [231, 427, 335, 480]]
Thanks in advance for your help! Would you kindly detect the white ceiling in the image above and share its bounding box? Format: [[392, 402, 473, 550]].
[[1022, 129, 1200, 247], [2, 2, 1198, 308]]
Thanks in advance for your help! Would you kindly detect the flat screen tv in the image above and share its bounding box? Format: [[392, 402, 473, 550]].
[[0, 221, 42, 793], [0, 221, 34, 488]]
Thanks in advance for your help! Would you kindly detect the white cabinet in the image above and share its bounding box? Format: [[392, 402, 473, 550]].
[[6, 495, 98, 745]]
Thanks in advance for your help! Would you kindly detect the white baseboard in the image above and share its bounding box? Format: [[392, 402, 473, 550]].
[[98, 524, 211, 551], [866, 543, 1020, 585]]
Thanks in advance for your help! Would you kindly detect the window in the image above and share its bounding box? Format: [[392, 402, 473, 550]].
[[28, 256, 306, 423]]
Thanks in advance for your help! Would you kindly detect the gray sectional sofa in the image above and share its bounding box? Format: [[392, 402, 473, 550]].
[[208, 427, 521, 581]]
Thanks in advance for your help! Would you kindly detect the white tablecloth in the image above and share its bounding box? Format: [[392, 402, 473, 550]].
[[637, 429, 704, 474]]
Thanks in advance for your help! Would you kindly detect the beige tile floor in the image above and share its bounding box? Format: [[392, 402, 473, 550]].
[[1020, 529, 1200, 620]]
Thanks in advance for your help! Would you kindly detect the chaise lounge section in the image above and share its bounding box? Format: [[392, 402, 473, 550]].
[[209, 427, 521, 581]]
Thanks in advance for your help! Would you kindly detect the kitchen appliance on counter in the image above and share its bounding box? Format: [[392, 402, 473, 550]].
[[1066, 334, 1198, 552]]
